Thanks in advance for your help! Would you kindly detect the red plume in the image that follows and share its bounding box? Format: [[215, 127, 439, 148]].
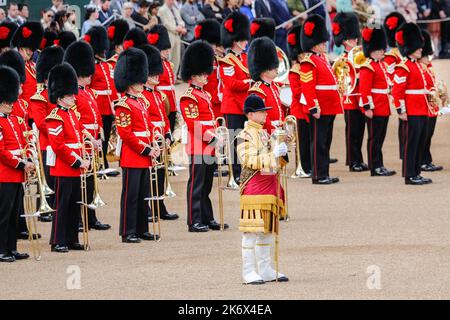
[[250, 22, 260, 36], [362, 28, 373, 42], [395, 30, 404, 46], [22, 27, 32, 39], [194, 25, 202, 39], [0, 26, 10, 40], [54, 39, 60, 46], [84, 34, 91, 43], [224, 19, 234, 33], [332, 22, 341, 36], [148, 33, 159, 45], [304, 22, 315, 37], [40, 38, 47, 49], [386, 16, 399, 30], [107, 26, 116, 40], [287, 33, 296, 46], [123, 40, 134, 50]]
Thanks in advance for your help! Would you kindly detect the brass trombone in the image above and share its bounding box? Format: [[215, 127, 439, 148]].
[[89, 140, 106, 209], [283, 116, 310, 179]]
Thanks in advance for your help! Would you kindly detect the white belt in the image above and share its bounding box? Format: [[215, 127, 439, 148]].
[[405, 89, 427, 95], [371, 88, 389, 94], [315, 85, 338, 91], [271, 120, 282, 127], [66, 143, 82, 149], [134, 131, 151, 137], [156, 85, 175, 91], [199, 120, 215, 126], [95, 89, 112, 95], [83, 124, 99, 130], [151, 121, 165, 127], [10, 149, 22, 156]]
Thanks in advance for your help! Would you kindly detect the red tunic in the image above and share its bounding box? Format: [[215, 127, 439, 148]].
[[75, 86, 103, 139], [157, 59, 177, 113], [204, 57, 222, 117], [288, 64, 308, 121], [359, 59, 391, 117], [11, 98, 30, 131], [219, 52, 250, 115], [29, 87, 54, 151], [383, 48, 402, 82], [90, 59, 116, 116], [180, 85, 216, 156], [0, 113, 26, 183], [142, 86, 171, 137], [249, 80, 284, 133], [22, 61, 37, 118], [421, 62, 439, 118]]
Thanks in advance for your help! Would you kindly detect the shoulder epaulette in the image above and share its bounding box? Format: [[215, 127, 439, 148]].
[[290, 63, 301, 75], [360, 58, 374, 72], [106, 54, 118, 64], [114, 96, 131, 110], [169, 61, 175, 70], [300, 53, 316, 67], [181, 87, 198, 103], [396, 59, 410, 72], [30, 89, 47, 103], [138, 93, 150, 108], [160, 92, 167, 101], [46, 108, 63, 122], [219, 54, 234, 66], [249, 81, 266, 96]]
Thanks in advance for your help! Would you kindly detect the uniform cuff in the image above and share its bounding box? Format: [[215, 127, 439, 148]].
[[16, 161, 26, 170], [309, 107, 318, 115], [71, 160, 82, 169], [363, 104, 372, 111], [141, 146, 151, 156]]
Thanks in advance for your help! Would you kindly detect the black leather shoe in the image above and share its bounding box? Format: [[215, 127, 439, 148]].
[[418, 176, 432, 184], [188, 223, 209, 232], [330, 177, 340, 183], [148, 215, 158, 223], [0, 254, 15, 262], [122, 235, 141, 243], [350, 163, 369, 172], [160, 212, 179, 220], [312, 177, 334, 185], [208, 220, 229, 230], [139, 232, 160, 241], [330, 158, 338, 164], [38, 215, 52, 222], [405, 176, 426, 185], [430, 164, 443, 171], [371, 167, 396, 176], [51, 245, 69, 253], [422, 163, 443, 172], [10, 251, 29, 260], [91, 221, 111, 230], [105, 171, 120, 177], [17, 231, 41, 240], [68, 243, 85, 251]]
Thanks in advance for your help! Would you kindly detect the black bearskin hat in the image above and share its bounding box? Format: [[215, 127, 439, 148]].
[[287, 25, 303, 61], [194, 19, 221, 45], [0, 50, 25, 84], [84, 26, 109, 56], [395, 23, 424, 57], [250, 18, 275, 41], [361, 27, 387, 57], [114, 48, 148, 93], [248, 37, 279, 81], [11, 21, 44, 51], [56, 31, 77, 50], [40, 30, 57, 50], [48, 63, 79, 104], [107, 19, 130, 48], [0, 22, 18, 50], [148, 25, 171, 51], [0, 66, 20, 104], [383, 12, 406, 47], [180, 40, 214, 81], [36, 46, 64, 83], [140, 44, 163, 77], [332, 12, 360, 47], [64, 41, 95, 78], [123, 27, 148, 50], [221, 12, 250, 48], [301, 14, 329, 52], [421, 29, 433, 57]]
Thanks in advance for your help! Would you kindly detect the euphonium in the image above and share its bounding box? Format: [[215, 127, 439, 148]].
[[274, 47, 291, 84]]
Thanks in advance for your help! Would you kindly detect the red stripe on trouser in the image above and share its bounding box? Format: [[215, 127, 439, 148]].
[[188, 159, 195, 225], [403, 123, 409, 177], [52, 177, 60, 244], [122, 169, 129, 235]]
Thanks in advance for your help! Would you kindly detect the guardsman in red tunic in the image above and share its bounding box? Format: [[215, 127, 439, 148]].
[[114, 48, 160, 243], [29, 46, 64, 223], [248, 37, 283, 134], [0, 66, 33, 262], [0, 21, 18, 53], [392, 23, 432, 185], [300, 14, 343, 184], [332, 12, 368, 172], [148, 25, 178, 133], [360, 27, 396, 177], [11, 22, 44, 124], [54, 31, 76, 50], [106, 19, 129, 69], [219, 12, 252, 180], [419, 30, 444, 172], [46, 63, 90, 253], [84, 26, 117, 172], [140, 44, 179, 222], [287, 25, 312, 177], [180, 41, 228, 232], [383, 12, 406, 160], [64, 40, 111, 231]]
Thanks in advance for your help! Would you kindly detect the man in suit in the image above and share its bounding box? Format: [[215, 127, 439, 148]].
[[5, 2, 21, 27], [110, 0, 127, 14], [98, 0, 114, 26], [158, 0, 187, 76], [269, 0, 292, 53], [300, 0, 326, 18], [180, 0, 205, 43], [254, 0, 272, 18]]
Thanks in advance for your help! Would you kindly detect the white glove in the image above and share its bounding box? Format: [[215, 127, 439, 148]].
[[273, 143, 288, 158]]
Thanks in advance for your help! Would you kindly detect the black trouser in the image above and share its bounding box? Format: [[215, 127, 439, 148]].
[[186, 155, 215, 226], [101, 115, 114, 169], [367, 116, 389, 172], [309, 115, 335, 180], [78, 175, 98, 228], [398, 119, 407, 160], [0, 183, 23, 254], [422, 116, 437, 165], [297, 119, 311, 172], [149, 166, 168, 218], [168, 111, 177, 134], [403, 116, 428, 178], [120, 168, 149, 237], [36, 150, 55, 212], [344, 109, 366, 166], [224, 114, 247, 179], [50, 177, 81, 246]]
